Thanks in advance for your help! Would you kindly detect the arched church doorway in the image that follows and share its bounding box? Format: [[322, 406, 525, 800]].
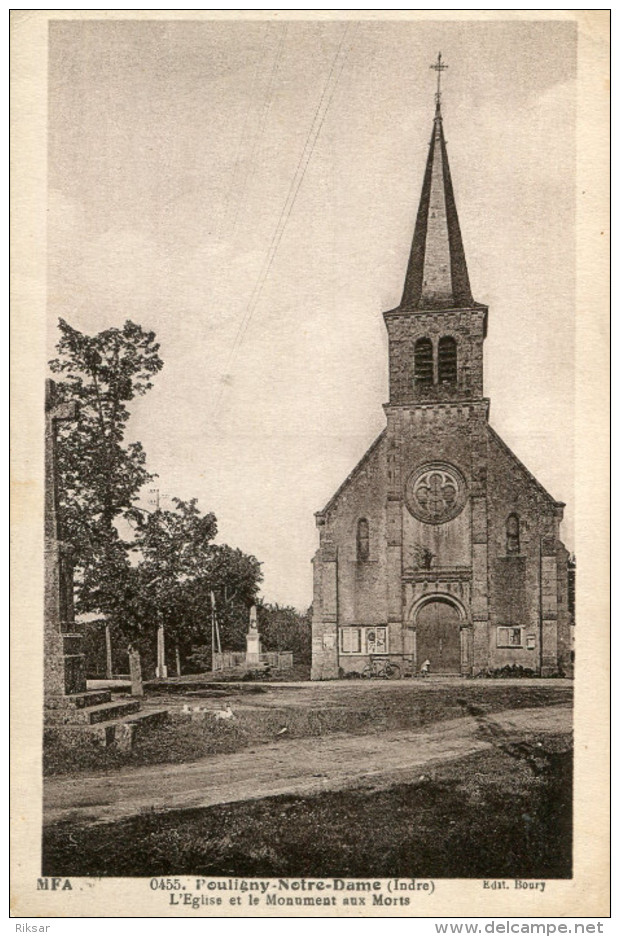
[[415, 599, 461, 674]]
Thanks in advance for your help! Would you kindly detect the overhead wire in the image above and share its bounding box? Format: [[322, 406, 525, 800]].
[[208, 44, 266, 246], [228, 24, 289, 238], [213, 22, 354, 417]]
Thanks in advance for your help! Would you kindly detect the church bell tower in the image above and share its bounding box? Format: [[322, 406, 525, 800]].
[[384, 54, 488, 407], [382, 54, 491, 674]]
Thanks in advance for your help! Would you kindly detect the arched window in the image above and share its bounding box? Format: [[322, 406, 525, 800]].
[[414, 338, 433, 385], [438, 336, 457, 384], [357, 518, 370, 561], [506, 514, 520, 554]]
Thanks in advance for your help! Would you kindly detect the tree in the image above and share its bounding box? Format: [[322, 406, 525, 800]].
[[79, 536, 153, 694], [49, 319, 266, 684], [258, 603, 312, 666], [203, 544, 263, 652], [49, 318, 163, 607], [50, 318, 163, 693], [131, 498, 217, 651], [131, 499, 263, 671]]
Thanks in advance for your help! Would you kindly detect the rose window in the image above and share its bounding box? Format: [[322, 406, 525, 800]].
[[405, 463, 466, 524]]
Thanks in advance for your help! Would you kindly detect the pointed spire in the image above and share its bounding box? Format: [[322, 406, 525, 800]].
[[400, 56, 475, 311]]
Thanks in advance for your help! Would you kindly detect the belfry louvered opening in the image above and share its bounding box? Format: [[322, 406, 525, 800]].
[[438, 336, 457, 384], [414, 338, 434, 385]]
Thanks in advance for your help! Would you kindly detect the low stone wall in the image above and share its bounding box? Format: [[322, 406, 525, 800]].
[[212, 651, 294, 672]]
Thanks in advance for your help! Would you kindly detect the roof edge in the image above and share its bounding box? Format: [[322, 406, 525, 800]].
[[487, 425, 564, 508], [383, 302, 487, 318], [318, 429, 387, 519]]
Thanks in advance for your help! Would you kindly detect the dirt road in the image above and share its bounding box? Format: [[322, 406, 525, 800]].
[[44, 703, 571, 826]]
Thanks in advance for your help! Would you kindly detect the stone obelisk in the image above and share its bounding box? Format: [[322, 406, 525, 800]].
[[245, 605, 261, 666]]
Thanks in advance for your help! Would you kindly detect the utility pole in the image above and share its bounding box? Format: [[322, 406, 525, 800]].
[[156, 616, 168, 679], [105, 622, 113, 679]]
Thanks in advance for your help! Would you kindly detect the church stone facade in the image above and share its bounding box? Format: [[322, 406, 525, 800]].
[[311, 92, 571, 680]]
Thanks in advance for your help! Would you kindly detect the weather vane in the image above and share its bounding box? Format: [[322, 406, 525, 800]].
[[430, 52, 448, 107]]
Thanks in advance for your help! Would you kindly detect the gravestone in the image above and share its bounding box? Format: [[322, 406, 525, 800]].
[[44, 378, 86, 703]]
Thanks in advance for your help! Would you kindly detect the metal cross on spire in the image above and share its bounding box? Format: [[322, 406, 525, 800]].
[[430, 52, 448, 109]]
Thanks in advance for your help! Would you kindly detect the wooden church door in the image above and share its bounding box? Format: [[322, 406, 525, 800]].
[[415, 600, 461, 674]]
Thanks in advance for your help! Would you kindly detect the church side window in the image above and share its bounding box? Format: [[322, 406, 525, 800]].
[[497, 626, 523, 648], [414, 338, 434, 385], [356, 518, 370, 560], [506, 513, 520, 554], [438, 336, 457, 384]]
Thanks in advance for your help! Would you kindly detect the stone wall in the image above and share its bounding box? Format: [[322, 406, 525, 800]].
[[311, 434, 388, 680], [485, 428, 570, 674], [311, 409, 570, 679]]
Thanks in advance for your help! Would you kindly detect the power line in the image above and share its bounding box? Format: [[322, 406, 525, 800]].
[[213, 23, 354, 417], [229, 24, 289, 239], [208, 44, 266, 246]]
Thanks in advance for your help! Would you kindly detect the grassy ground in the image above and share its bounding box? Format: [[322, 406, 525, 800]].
[[42, 732, 572, 879], [44, 683, 572, 777]]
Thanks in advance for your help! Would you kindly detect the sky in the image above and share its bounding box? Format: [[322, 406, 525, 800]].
[[47, 16, 577, 610]]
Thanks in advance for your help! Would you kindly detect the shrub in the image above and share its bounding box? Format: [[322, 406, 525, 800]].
[[484, 665, 537, 679]]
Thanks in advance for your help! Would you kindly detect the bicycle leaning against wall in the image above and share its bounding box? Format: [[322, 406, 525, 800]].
[[361, 656, 401, 679]]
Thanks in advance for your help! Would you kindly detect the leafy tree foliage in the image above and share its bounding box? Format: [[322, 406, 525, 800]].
[[49, 318, 163, 689], [50, 319, 264, 678], [49, 318, 163, 590], [258, 603, 312, 665], [203, 544, 264, 650], [131, 498, 263, 663]]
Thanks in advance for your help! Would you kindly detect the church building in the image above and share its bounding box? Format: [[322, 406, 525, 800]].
[[311, 60, 571, 680]]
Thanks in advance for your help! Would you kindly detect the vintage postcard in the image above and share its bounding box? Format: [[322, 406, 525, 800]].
[[10, 9, 609, 919]]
